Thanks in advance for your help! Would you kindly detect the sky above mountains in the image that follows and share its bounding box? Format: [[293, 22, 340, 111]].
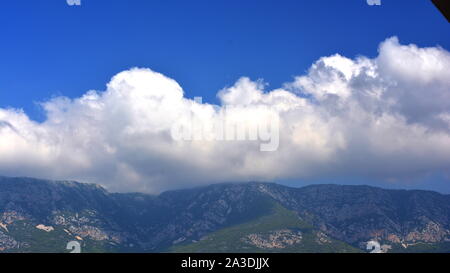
[[0, 1, 449, 193]]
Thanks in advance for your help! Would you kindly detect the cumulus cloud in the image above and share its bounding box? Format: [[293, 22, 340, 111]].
[[0, 37, 449, 193]]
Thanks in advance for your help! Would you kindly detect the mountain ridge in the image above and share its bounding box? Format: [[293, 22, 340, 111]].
[[0, 175, 449, 253], [2, 175, 447, 196]]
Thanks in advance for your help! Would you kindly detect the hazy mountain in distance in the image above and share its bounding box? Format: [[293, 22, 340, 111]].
[[0, 176, 449, 253]]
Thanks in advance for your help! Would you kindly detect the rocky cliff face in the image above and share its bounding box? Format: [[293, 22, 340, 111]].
[[255, 183, 450, 247], [0, 176, 449, 252]]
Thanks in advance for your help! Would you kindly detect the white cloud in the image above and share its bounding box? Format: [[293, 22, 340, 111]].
[[0, 37, 449, 193]]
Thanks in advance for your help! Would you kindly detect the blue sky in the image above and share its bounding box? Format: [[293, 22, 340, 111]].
[[1, 0, 450, 193], [0, 0, 448, 121]]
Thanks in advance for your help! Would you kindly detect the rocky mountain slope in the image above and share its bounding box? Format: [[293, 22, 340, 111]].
[[0, 176, 449, 253]]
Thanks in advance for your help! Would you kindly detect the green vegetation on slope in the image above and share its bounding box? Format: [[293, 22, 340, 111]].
[[169, 203, 361, 253]]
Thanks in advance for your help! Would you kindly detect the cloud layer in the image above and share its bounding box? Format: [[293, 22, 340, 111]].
[[1, 37, 449, 193]]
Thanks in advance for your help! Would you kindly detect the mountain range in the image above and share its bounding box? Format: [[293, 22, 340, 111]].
[[0, 176, 449, 253]]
